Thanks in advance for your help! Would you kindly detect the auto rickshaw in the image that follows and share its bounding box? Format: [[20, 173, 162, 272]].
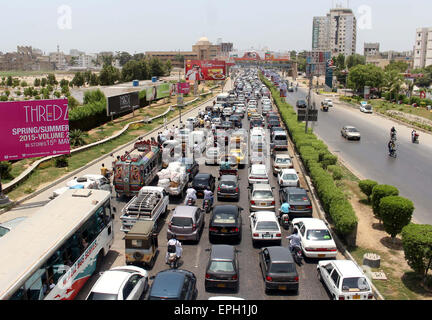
[[219, 155, 238, 176], [125, 220, 158, 269]]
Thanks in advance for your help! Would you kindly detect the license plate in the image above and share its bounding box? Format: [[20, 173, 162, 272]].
[[278, 285, 287, 290], [297, 206, 304, 210], [221, 228, 228, 233], [217, 283, 226, 288], [262, 234, 272, 238], [177, 235, 185, 240], [318, 254, 326, 258], [260, 202, 267, 206], [353, 294, 360, 300]]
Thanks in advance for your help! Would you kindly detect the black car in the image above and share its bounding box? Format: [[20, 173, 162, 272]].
[[220, 121, 234, 130], [259, 247, 299, 293], [267, 119, 281, 129], [279, 187, 313, 218], [229, 115, 242, 128], [209, 205, 242, 243], [217, 175, 240, 201], [296, 100, 307, 109], [250, 119, 264, 129], [180, 158, 199, 181], [148, 269, 197, 300], [205, 245, 239, 291], [192, 173, 215, 197]]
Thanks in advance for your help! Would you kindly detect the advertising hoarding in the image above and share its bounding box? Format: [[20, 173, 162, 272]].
[[107, 92, 139, 116], [177, 82, 190, 94], [146, 83, 172, 101], [185, 60, 226, 81], [0, 99, 70, 161]]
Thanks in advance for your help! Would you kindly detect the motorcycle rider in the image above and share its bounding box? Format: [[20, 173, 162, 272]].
[[166, 234, 182, 264], [287, 228, 302, 254], [390, 126, 397, 140], [279, 202, 291, 220], [203, 188, 214, 208], [184, 186, 197, 205], [388, 140, 396, 156], [411, 129, 418, 143]]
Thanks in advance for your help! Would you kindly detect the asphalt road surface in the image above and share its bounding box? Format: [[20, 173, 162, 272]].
[[285, 84, 432, 225]]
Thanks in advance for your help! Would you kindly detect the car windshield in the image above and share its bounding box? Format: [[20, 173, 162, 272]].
[[220, 181, 236, 188], [179, 130, 189, 134], [87, 292, 118, 300], [289, 194, 309, 202], [0, 226, 10, 237], [213, 213, 236, 224], [282, 174, 298, 180], [342, 277, 370, 292], [276, 158, 290, 164], [194, 177, 209, 183], [306, 229, 332, 241], [347, 128, 358, 132], [253, 190, 273, 199], [365, 105, 372, 110], [256, 221, 279, 231], [274, 135, 286, 140], [269, 262, 296, 273], [171, 217, 193, 227], [209, 261, 235, 273]]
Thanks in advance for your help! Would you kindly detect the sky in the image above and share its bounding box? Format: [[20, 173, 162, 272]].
[[0, 0, 430, 55]]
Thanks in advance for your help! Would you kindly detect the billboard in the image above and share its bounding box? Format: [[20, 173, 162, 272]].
[[146, 83, 172, 101], [185, 60, 226, 81], [0, 99, 70, 161], [177, 82, 190, 94], [107, 92, 139, 116]]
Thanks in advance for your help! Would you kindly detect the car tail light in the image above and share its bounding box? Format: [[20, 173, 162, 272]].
[[187, 169, 191, 173], [368, 293, 373, 300], [209, 227, 217, 232], [266, 276, 272, 282], [271, 201, 275, 205], [218, 187, 221, 192], [250, 200, 255, 205], [276, 233, 281, 237], [232, 275, 238, 280], [294, 276, 299, 282], [253, 233, 259, 237], [306, 205, 312, 209], [274, 165, 280, 169], [235, 187, 239, 192], [192, 224, 197, 231], [338, 296, 345, 300], [232, 228, 239, 233], [205, 273, 210, 279], [284, 217, 289, 221], [168, 222, 172, 230]]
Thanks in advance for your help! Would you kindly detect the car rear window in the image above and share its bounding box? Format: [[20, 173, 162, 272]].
[[342, 277, 370, 292], [209, 261, 235, 273], [347, 128, 358, 132], [213, 213, 236, 224], [87, 292, 118, 300], [220, 181, 236, 188], [253, 190, 273, 199], [306, 229, 332, 241], [171, 217, 193, 227], [276, 158, 291, 164], [282, 174, 298, 180], [0, 226, 10, 237], [289, 194, 309, 202], [256, 221, 279, 231], [274, 135, 287, 140], [269, 262, 296, 273]]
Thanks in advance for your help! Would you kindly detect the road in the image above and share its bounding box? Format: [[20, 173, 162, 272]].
[[284, 82, 432, 225]]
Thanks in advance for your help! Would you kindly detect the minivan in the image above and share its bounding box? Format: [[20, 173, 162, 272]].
[[167, 206, 205, 242]]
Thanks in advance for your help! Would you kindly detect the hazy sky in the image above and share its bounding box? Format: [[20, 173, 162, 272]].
[[1, 0, 430, 54]]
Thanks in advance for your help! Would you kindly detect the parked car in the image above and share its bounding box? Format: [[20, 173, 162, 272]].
[[86, 266, 149, 300], [272, 154, 293, 175], [360, 104, 373, 113], [148, 269, 197, 300], [277, 169, 300, 187], [259, 246, 299, 293], [209, 205, 242, 243], [248, 164, 269, 186], [205, 245, 239, 291], [250, 211, 282, 246], [317, 260, 374, 300], [249, 184, 275, 212], [167, 206, 205, 242], [279, 187, 313, 218], [341, 126, 361, 141], [296, 100, 307, 108], [205, 147, 221, 165], [0, 217, 27, 238], [291, 218, 337, 258], [192, 173, 216, 197], [217, 175, 240, 201]]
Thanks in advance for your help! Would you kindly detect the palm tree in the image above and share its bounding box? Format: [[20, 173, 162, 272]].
[[69, 129, 86, 146], [383, 70, 404, 101]]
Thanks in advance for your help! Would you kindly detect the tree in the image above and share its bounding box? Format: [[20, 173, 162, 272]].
[[100, 55, 114, 67], [6, 76, 12, 86], [12, 78, 20, 87], [67, 95, 79, 109], [380, 196, 414, 240], [20, 81, 28, 87], [69, 129, 86, 146], [165, 60, 172, 75], [121, 60, 142, 82], [34, 78, 41, 87], [0, 161, 12, 179], [385, 60, 409, 74], [89, 73, 99, 86], [132, 53, 145, 61], [54, 91, 61, 98], [358, 179, 378, 203], [47, 74, 58, 86], [59, 79, 69, 88], [383, 69, 404, 101], [98, 65, 120, 85], [347, 64, 384, 94], [371, 184, 399, 222], [346, 54, 366, 69], [116, 51, 132, 66], [83, 89, 105, 104], [71, 72, 85, 87], [175, 54, 185, 65], [149, 57, 165, 77], [41, 78, 47, 87], [333, 53, 346, 71]]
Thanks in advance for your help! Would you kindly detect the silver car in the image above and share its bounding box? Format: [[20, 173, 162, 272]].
[[167, 206, 205, 242], [249, 184, 275, 212], [341, 126, 361, 141]]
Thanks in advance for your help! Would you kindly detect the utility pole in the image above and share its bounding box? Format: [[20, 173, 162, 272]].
[[305, 74, 313, 133]]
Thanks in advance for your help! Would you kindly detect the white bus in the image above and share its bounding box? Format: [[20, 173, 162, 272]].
[[0, 189, 114, 300]]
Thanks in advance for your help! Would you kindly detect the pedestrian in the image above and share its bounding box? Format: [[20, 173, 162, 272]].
[[100, 163, 109, 178]]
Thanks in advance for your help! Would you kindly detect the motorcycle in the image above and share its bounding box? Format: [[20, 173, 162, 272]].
[[186, 197, 196, 206], [278, 209, 290, 229], [290, 245, 303, 265], [203, 199, 212, 213], [390, 132, 397, 142], [389, 149, 397, 158], [167, 245, 180, 269], [412, 133, 419, 144]]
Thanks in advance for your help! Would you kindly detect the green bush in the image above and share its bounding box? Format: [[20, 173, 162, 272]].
[[329, 198, 358, 235], [371, 184, 399, 220], [380, 196, 414, 239], [320, 154, 338, 169], [54, 155, 69, 168], [327, 165, 343, 180], [401, 224, 432, 281], [358, 179, 378, 202], [0, 161, 12, 179]]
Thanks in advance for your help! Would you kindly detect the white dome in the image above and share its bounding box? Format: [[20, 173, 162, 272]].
[[196, 36, 211, 45]]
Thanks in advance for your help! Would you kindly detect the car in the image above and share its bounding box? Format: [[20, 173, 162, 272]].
[[167, 206, 205, 242], [248, 164, 269, 185], [296, 100, 307, 109], [180, 158, 199, 180], [229, 115, 242, 128], [277, 169, 300, 187], [211, 117, 222, 125], [86, 266, 149, 300], [205, 147, 221, 165], [209, 205, 242, 243], [247, 108, 258, 119], [317, 260, 374, 300], [186, 117, 198, 128], [292, 218, 337, 258], [262, 105, 273, 115], [148, 269, 197, 300], [279, 187, 313, 218], [360, 104, 373, 113], [205, 245, 239, 291], [271, 131, 288, 150], [192, 173, 216, 197], [223, 107, 233, 117], [250, 119, 264, 129], [341, 126, 361, 141], [0, 217, 27, 238], [322, 99, 333, 108], [208, 296, 245, 300], [249, 184, 275, 212], [272, 153, 293, 175], [213, 104, 223, 113], [53, 174, 111, 198], [288, 86, 294, 92], [250, 211, 282, 246], [217, 175, 240, 201], [259, 247, 299, 293]]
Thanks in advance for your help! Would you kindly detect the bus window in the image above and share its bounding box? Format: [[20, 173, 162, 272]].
[[25, 269, 46, 300]]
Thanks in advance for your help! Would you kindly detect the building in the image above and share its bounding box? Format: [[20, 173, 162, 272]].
[[413, 28, 432, 69], [364, 43, 380, 57], [219, 42, 234, 56], [312, 8, 357, 57], [0, 46, 54, 71], [366, 50, 413, 70], [69, 49, 85, 57], [145, 51, 198, 68], [192, 37, 220, 60]]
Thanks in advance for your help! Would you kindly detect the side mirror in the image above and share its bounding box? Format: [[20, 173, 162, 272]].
[[112, 207, 117, 213]]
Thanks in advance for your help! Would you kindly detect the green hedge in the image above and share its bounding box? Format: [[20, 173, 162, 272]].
[[371, 184, 399, 220], [379, 196, 414, 238], [358, 179, 378, 202], [327, 165, 343, 180], [401, 224, 432, 279]]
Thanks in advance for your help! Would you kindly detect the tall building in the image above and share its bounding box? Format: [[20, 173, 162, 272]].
[[192, 37, 220, 60], [413, 28, 432, 69], [364, 43, 380, 57], [312, 8, 357, 57]]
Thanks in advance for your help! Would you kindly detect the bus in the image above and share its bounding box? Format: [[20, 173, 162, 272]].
[[113, 140, 162, 197], [216, 93, 229, 105], [0, 189, 114, 300]]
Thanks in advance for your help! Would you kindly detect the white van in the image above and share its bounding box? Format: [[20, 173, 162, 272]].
[[216, 93, 229, 105]]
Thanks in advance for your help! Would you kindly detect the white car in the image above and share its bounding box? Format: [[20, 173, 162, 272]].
[[248, 164, 269, 185], [317, 260, 374, 300], [360, 104, 373, 113], [205, 147, 221, 165], [186, 117, 197, 128], [322, 98, 333, 107], [52, 174, 111, 198], [277, 169, 300, 187], [272, 154, 293, 175], [291, 218, 337, 258], [250, 211, 282, 246], [223, 107, 233, 116], [249, 184, 275, 212], [211, 117, 222, 125], [86, 266, 149, 300]]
